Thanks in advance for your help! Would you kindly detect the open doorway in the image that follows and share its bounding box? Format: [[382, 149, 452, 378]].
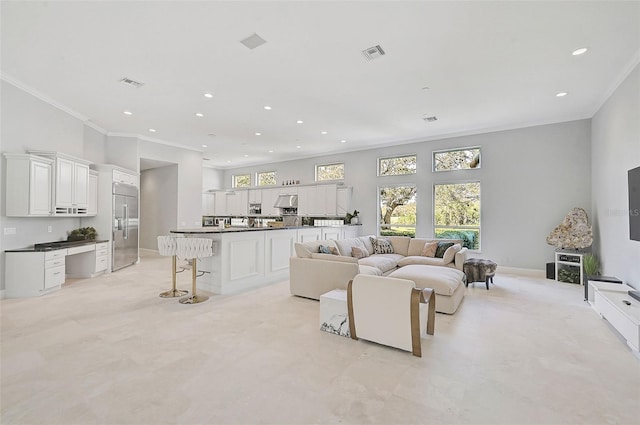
[[139, 158, 178, 250]]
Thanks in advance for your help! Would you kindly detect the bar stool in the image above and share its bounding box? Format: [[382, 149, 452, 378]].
[[176, 238, 213, 304], [157, 235, 189, 298]]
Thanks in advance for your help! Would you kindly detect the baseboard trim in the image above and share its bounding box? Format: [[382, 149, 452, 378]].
[[139, 248, 159, 254], [498, 266, 546, 279]]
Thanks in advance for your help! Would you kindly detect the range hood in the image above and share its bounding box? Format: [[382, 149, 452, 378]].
[[274, 194, 298, 208]]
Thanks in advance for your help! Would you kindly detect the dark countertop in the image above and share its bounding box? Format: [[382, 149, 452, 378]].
[[5, 239, 109, 253], [171, 225, 360, 234]]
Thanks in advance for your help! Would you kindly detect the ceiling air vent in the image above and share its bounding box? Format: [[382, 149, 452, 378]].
[[119, 77, 144, 88], [423, 116, 438, 123], [240, 33, 267, 50], [362, 45, 385, 61]]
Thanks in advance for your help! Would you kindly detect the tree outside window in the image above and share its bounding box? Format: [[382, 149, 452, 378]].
[[378, 155, 417, 176], [434, 182, 480, 249], [257, 171, 277, 186], [233, 174, 250, 188], [379, 186, 416, 237], [316, 163, 344, 181], [434, 148, 480, 172]]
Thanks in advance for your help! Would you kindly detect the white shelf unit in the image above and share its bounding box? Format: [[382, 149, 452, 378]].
[[555, 252, 583, 285]]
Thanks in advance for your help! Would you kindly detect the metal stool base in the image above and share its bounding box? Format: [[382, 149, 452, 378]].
[[159, 289, 189, 298], [179, 294, 209, 304]]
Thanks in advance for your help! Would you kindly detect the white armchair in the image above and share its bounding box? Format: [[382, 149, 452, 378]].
[[347, 274, 435, 357]]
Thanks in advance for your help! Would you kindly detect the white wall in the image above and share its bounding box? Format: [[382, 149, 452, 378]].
[[223, 120, 592, 270], [138, 140, 203, 229], [140, 165, 178, 250], [203, 166, 224, 190], [591, 64, 640, 288]]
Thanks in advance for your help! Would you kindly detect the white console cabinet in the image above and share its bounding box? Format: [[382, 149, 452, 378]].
[[593, 286, 640, 353], [4, 153, 53, 216]]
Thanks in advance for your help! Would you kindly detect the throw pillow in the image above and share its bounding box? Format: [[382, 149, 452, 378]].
[[434, 242, 454, 258], [370, 237, 395, 254], [351, 246, 370, 259], [420, 242, 438, 257], [318, 245, 339, 255], [442, 243, 462, 264]]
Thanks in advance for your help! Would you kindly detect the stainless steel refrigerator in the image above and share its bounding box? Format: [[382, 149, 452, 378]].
[[112, 182, 139, 271]]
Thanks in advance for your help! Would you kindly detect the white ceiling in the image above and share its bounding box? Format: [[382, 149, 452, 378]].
[[2, 1, 639, 169]]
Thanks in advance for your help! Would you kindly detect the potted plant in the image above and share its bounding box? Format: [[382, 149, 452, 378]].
[[67, 227, 97, 241], [345, 210, 360, 225], [583, 254, 600, 277]]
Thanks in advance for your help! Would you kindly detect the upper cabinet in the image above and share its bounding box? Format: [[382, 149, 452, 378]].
[[336, 187, 352, 217], [28, 151, 93, 215], [87, 170, 99, 216], [4, 153, 54, 217]]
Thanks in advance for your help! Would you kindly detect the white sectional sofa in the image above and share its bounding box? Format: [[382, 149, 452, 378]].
[[290, 235, 468, 313]]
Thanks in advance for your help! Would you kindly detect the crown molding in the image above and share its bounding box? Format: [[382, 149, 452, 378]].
[[107, 132, 203, 152], [83, 120, 108, 135], [1, 72, 89, 122], [591, 48, 640, 117]]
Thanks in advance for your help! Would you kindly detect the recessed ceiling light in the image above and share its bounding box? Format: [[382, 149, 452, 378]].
[[296, 145, 301, 149], [422, 86, 430, 91], [340, 140, 347, 143], [264, 106, 272, 110], [195, 113, 204, 117], [572, 47, 588, 56], [123, 110, 133, 115], [148, 128, 156, 133], [268, 150, 274, 153], [204, 93, 213, 98], [255, 132, 261, 136], [207, 133, 216, 137], [321, 131, 327, 135], [244, 154, 249, 157], [227, 160, 231, 164], [202, 144, 208, 148], [296, 120, 303, 124], [556, 92, 568, 97]]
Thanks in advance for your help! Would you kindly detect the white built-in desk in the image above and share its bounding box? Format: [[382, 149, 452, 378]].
[[4, 240, 109, 298]]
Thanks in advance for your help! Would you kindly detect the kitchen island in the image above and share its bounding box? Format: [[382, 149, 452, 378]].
[[170, 225, 359, 295]]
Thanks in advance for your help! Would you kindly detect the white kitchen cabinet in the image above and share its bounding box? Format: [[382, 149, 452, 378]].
[[27, 151, 92, 215], [4, 153, 53, 216], [113, 169, 138, 186], [261, 188, 281, 216], [318, 184, 337, 216], [337, 187, 352, 217], [202, 192, 216, 216], [296, 186, 314, 216], [321, 227, 342, 241], [227, 190, 248, 215], [214, 191, 228, 216], [342, 226, 360, 239], [248, 189, 262, 204], [5, 249, 67, 298], [297, 227, 322, 243], [87, 170, 98, 216]]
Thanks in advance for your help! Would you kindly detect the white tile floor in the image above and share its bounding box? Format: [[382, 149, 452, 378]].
[[1, 251, 639, 425]]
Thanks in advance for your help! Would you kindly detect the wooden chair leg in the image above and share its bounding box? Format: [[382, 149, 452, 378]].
[[347, 280, 358, 340]]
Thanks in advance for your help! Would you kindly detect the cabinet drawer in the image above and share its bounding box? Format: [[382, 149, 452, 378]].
[[45, 249, 67, 260], [96, 248, 109, 257], [95, 256, 108, 272], [45, 258, 65, 269], [95, 242, 108, 250], [45, 265, 65, 288], [67, 244, 95, 255]]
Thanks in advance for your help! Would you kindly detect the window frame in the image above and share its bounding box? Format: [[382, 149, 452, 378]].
[[315, 162, 345, 182], [256, 170, 277, 187], [377, 154, 418, 177], [432, 146, 481, 172], [232, 173, 251, 188], [433, 180, 481, 251]]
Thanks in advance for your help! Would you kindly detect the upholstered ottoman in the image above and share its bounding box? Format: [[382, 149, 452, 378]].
[[388, 265, 466, 314], [464, 258, 498, 290]]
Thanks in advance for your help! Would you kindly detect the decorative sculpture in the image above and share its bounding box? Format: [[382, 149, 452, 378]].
[[546, 207, 593, 250]]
